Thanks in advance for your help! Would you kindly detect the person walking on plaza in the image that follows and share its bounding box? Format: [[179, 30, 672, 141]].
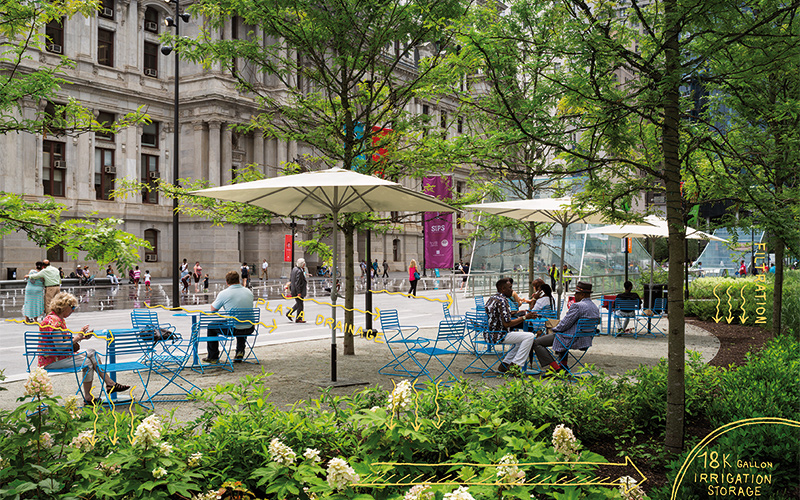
[[531, 281, 600, 375], [38, 292, 129, 404], [548, 264, 558, 290], [203, 271, 255, 364], [563, 265, 572, 292], [382, 259, 389, 278], [739, 260, 747, 277], [22, 261, 45, 322], [485, 278, 537, 373], [240, 262, 250, 288], [193, 261, 203, 293], [133, 266, 141, 286], [408, 259, 420, 297], [460, 261, 470, 289], [144, 270, 152, 292], [372, 259, 379, 279], [261, 259, 269, 281], [26, 259, 61, 313], [287, 258, 308, 323]]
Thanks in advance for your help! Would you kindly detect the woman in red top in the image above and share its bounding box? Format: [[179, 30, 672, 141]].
[[193, 261, 203, 293], [408, 259, 419, 297], [39, 292, 129, 405]]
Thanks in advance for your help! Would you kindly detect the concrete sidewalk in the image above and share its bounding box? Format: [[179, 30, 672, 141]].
[[0, 290, 719, 422]]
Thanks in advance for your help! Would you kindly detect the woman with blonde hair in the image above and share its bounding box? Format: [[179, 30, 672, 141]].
[[408, 259, 420, 297], [38, 292, 129, 405]]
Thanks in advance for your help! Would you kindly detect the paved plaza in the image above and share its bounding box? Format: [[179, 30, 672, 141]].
[[0, 285, 719, 422]]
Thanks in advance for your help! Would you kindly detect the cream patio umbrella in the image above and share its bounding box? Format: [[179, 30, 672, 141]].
[[464, 197, 614, 315], [577, 215, 727, 307], [190, 167, 455, 383]]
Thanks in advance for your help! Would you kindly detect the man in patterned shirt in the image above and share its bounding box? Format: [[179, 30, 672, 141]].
[[485, 278, 537, 373], [531, 281, 600, 374]]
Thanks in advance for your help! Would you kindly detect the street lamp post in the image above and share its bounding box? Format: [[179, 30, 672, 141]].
[[161, 1, 189, 308]]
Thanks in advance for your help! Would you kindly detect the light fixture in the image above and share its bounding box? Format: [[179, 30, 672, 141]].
[[164, 16, 176, 27], [161, 46, 173, 56]]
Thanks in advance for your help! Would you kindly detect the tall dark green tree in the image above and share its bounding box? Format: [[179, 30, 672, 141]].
[[446, 0, 799, 451], [177, 0, 466, 354]]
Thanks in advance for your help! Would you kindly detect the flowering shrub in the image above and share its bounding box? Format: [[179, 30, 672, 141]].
[[388, 379, 413, 413], [496, 453, 525, 486], [619, 475, 647, 500], [552, 423, 581, 462], [23, 367, 53, 398], [443, 485, 475, 500], [326, 457, 360, 490], [267, 438, 296, 465]]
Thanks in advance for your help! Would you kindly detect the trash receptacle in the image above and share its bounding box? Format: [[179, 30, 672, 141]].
[[7, 268, 17, 280], [643, 283, 665, 310]]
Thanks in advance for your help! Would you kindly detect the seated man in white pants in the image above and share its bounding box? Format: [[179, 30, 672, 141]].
[[485, 278, 537, 373]]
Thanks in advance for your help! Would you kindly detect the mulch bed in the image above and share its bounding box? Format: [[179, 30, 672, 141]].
[[589, 319, 775, 495]]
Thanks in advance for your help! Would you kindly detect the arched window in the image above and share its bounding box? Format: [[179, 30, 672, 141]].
[[392, 238, 401, 262]]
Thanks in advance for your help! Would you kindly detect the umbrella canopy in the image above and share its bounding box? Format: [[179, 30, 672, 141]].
[[190, 167, 454, 216], [191, 167, 455, 382], [577, 215, 726, 241], [464, 197, 613, 315]]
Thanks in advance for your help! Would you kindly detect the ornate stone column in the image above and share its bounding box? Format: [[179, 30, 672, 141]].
[[208, 121, 221, 186], [253, 131, 265, 174], [221, 125, 232, 185]]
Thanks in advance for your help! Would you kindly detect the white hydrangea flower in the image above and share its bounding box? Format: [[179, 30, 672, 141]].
[[268, 438, 296, 465], [70, 429, 96, 452], [388, 380, 413, 413], [303, 486, 319, 500], [496, 454, 525, 485], [187, 452, 203, 467], [0, 456, 8, 468], [443, 486, 475, 500], [326, 457, 360, 491], [403, 484, 434, 500], [552, 424, 581, 461], [619, 476, 646, 500], [152, 466, 168, 479], [24, 367, 53, 398], [303, 448, 321, 463], [158, 442, 174, 456], [191, 491, 223, 500], [64, 396, 81, 420], [132, 414, 162, 447], [369, 406, 381, 412]]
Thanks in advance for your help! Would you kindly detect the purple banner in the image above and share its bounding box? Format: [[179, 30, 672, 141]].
[[423, 176, 454, 269]]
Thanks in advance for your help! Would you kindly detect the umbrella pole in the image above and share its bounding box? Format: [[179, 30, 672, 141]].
[[557, 224, 567, 317], [331, 209, 338, 382]]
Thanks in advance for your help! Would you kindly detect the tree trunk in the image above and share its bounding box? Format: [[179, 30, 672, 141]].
[[528, 221, 538, 297], [663, 0, 686, 454], [773, 236, 784, 337], [343, 217, 355, 355]]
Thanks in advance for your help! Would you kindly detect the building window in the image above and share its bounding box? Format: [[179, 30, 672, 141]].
[[144, 7, 159, 32], [144, 229, 158, 262], [43, 102, 66, 136], [46, 245, 64, 263], [141, 154, 159, 204], [45, 17, 65, 54], [98, 28, 114, 66], [144, 41, 158, 77], [95, 148, 115, 200], [43, 141, 66, 197], [99, 0, 114, 19], [457, 117, 463, 134], [141, 121, 158, 147], [392, 238, 401, 262], [95, 111, 115, 141]]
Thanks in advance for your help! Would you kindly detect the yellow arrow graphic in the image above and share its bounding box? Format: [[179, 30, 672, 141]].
[[353, 455, 646, 488], [725, 286, 734, 323], [739, 285, 748, 323], [712, 283, 723, 323]]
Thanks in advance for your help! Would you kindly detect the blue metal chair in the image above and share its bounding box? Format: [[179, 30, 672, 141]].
[[551, 318, 601, 377], [474, 296, 485, 309], [97, 328, 157, 409], [24, 330, 90, 404], [138, 323, 200, 402], [442, 302, 465, 324], [463, 313, 510, 378], [228, 307, 260, 363], [192, 313, 235, 373], [378, 309, 427, 377], [640, 298, 667, 337], [612, 299, 641, 338], [405, 320, 465, 387], [131, 309, 179, 339], [524, 307, 557, 334]]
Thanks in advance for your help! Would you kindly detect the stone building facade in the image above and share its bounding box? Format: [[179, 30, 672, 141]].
[[0, 0, 477, 280]]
